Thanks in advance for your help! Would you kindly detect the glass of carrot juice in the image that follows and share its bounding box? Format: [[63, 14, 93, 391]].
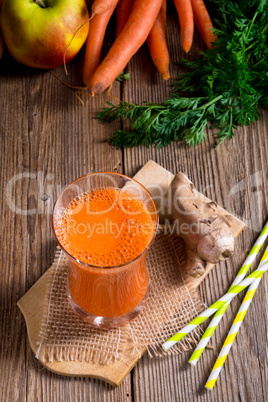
[[52, 172, 158, 328]]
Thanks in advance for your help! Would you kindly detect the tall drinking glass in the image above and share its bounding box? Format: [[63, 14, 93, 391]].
[[52, 172, 158, 328]]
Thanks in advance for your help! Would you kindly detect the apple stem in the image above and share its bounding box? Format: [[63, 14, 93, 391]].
[[33, 0, 46, 8]]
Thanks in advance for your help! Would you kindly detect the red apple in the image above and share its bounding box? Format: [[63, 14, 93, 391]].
[[1, 0, 89, 69], [0, 1, 3, 60]]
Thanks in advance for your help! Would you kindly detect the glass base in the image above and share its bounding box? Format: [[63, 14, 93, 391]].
[[67, 284, 150, 328]]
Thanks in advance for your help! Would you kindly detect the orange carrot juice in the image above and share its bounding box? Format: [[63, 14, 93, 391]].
[[54, 183, 157, 321]]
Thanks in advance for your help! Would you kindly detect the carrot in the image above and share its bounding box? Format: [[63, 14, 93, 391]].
[[92, 0, 118, 15], [147, 0, 170, 80], [89, 0, 163, 95], [116, 0, 134, 38], [83, 3, 118, 86], [190, 0, 218, 48], [173, 0, 194, 53], [0, 7, 3, 60]]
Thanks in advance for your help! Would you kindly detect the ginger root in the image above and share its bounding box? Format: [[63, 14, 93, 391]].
[[167, 173, 234, 278]]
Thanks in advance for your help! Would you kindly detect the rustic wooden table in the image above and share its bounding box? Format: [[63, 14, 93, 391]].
[[1, 7, 267, 401]]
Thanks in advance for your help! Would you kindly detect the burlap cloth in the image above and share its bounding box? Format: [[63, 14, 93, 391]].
[[35, 228, 204, 364]]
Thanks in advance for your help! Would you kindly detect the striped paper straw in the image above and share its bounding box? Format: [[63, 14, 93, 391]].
[[205, 247, 268, 390], [189, 221, 268, 366], [162, 254, 268, 351]]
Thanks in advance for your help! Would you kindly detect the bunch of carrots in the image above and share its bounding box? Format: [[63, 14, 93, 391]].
[[83, 0, 217, 96]]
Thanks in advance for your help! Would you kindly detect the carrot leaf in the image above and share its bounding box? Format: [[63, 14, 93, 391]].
[[97, 0, 268, 147]]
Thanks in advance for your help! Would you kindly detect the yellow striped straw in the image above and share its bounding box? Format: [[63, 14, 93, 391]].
[[189, 221, 268, 366], [205, 247, 268, 390], [162, 252, 268, 351]]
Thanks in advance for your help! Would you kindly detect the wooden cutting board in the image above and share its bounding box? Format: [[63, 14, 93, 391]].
[[18, 160, 245, 386]]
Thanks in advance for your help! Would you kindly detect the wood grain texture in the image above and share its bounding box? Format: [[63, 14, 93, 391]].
[[0, 49, 131, 401], [121, 4, 268, 402], [0, 1, 267, 401], [134, 160, 245, 291], [17, 266, 142, 387], [17, 160, 244, 386]]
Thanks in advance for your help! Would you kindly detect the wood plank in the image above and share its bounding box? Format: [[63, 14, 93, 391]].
[[128, 133, 268, 402], [121, 4, 268, 400], [0, 66, 28, 402], [1, 0, 267, 400], [18, 265, 142, 387], [133, 160, 245, 290], [17, 160, 244, 386], [0, 49, 132, 400]]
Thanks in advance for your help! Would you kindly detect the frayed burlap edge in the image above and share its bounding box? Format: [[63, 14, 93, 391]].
[[35, 250, 130, 365], [35, 229, 205, 365]]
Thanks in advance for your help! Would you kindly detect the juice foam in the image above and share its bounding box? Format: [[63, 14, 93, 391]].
[[57, 187, 154, 266]]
